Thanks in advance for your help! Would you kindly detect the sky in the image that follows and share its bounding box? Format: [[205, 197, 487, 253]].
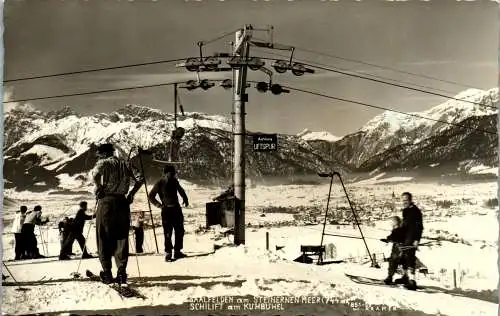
[[3, 0, 498, 137]]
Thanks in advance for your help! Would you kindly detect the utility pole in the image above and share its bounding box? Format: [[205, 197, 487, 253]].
[[176, 24, 314, 246], [233, 26, 252, 245]]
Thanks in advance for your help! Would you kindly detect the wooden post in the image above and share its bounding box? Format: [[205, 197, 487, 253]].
[[266, 232, 269, 250], [453, 269, 457, 289]]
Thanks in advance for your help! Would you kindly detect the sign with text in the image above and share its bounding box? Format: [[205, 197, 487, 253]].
[[253, 134, 278, 152]]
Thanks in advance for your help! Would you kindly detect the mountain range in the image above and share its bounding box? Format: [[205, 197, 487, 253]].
[[3, 87, 498, 191]]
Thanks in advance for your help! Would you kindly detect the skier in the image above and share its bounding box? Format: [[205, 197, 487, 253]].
[[148, 165, 189, 261], [11, 206, 27, 260], [380, 216, 406, 285], [22, 205, 49, 259], [132, 211, 145, 254], [396, 192, 424, 290], [92, 143, 144, 285], [169, 127, 185, 162], [59, 202, 95, 260], [58, 217, 74, 255]]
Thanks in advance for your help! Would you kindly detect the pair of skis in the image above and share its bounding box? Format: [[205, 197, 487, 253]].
[[85, 270, 146, 299], [85, 251, 215, 298], [345, 273, 422, 291]]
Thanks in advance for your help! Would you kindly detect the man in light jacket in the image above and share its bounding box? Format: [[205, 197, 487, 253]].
[[11, 206, 27, 260]]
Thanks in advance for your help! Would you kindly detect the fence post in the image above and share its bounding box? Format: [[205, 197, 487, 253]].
[[266, 232, 269, 251], [453, 269, 457, 289]]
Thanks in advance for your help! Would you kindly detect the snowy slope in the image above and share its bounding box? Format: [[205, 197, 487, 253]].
[[2, 225, 496, 315], [2, 180, 497, 315]]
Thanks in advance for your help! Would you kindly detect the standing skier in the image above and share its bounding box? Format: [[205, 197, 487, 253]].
[[22, 205, 49, 259], [59, 202, 95, 260], [132, 211, 145, 254], [92, 143, 144, 285], [11, 206, 27, 260], [148, 165, 189, 261], [58, 217, 73, 254], [396, 192, 424, 290], [380, 216, 405, 285]]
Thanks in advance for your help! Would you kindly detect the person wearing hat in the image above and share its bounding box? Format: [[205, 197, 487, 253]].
[[59, 201, 95, 260], [148, 164, 189, 261], [22, 205, 49, 259], [92, 143, 144, 285]]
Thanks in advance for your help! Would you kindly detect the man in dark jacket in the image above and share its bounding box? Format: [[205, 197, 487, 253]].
[[59, 202, 95, 260], [148, 165, 189, 262], [395, 192, 424, 290]]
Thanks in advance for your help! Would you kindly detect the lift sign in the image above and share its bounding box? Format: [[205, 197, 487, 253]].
[[253, 134, 278, 152]]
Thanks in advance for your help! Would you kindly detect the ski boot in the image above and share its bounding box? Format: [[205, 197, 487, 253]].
[[174, 251, 187, 260], [405, 280, 417, 291], [116, 270, 128, 286], [383, 276, 394, 285], [394, 275, 409, 285], [165, 252, 173, 262], [99, 271, 114, 284]]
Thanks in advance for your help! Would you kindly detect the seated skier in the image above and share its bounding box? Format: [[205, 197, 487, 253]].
[[212, 185, 234, 202], [380, 216, 406, 285]]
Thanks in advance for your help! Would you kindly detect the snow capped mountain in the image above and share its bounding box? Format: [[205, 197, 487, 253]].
[[308, 87, 498, 172], [4, 87, 498, 191], [5, 104, 233, 157], [360, 88, 498, 146], [297, 129, 341, 142], [358, 114, 498, 175], [4, 104, 346, 190]]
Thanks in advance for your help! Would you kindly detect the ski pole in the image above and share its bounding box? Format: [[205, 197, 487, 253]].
[[130, 227, 141, 277], [3, 262, 26, 291], [37, 226, 48, 257], [72, 222, 93, 278], [43, 225, 50, 255], [398, 241, 434, 251]]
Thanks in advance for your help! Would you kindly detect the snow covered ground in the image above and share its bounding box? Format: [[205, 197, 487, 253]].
[[1, 179, 498, 315]]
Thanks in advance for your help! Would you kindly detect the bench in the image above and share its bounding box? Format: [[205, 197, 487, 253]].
[[297, 245, 326, 264]]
